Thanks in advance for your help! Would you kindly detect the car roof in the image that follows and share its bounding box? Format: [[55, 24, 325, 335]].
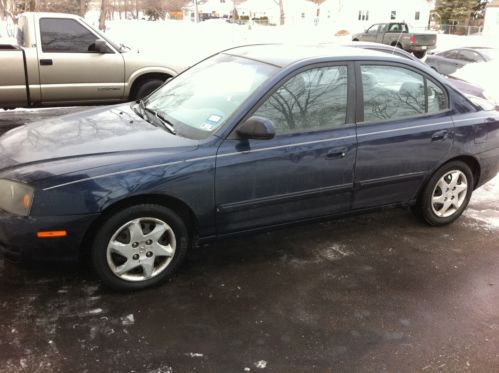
[[224, 43, 405, 68]]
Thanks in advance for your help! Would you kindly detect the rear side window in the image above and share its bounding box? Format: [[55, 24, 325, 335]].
[[40, 18, 97, 53], [254, 66, 348, 134], [360, 65, 448, 123]]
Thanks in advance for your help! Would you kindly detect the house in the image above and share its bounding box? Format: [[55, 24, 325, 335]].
[[318, 0, 435, 32], [182, 0, 235, 20], [483, 0, 499, 36]]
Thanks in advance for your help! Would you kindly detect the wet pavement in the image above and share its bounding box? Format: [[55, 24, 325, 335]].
[[1, 108, 499, 372]]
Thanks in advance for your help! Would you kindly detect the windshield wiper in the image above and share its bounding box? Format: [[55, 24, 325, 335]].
[[145, 107, 176, 135]]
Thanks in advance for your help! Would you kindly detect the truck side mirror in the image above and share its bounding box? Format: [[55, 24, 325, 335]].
[[236, 116, 275, 140], [94, 39, 111, 53]]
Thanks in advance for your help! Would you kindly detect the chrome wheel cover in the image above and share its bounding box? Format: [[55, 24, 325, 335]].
[[431, 170, 468, 218], [106, 217, 176, 282]]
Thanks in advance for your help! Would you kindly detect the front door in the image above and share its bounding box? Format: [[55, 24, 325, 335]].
[[353, 62, 454, 209], [37, 17, 125, 104], [215, 64, 357, 234]]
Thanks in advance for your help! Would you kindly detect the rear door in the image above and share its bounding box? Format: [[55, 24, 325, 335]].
[[215, 63, 357, 234], [437, 50, 466, 75], [353, 62, 454, 209], [36, 17, 125, 104]]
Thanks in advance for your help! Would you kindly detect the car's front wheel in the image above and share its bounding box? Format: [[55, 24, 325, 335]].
[[415, 161, 474, 226], [90, 204, 189, 291]]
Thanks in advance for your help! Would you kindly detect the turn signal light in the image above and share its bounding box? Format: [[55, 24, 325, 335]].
[[37, 231, 68, 238], [410, 35, 415, 44]]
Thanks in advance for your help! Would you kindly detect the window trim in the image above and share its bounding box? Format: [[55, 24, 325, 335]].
[[38, 17, 117, 54], [228, 62, 356, 140], [354, 61, 451, 126]]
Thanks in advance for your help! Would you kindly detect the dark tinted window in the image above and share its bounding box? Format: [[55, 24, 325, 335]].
[[40, 18, 97, 53], [361, 65, 448, 123], [457, 49, 483, 63], [441, 50, 459, 59], [254, 66, 348, 134]]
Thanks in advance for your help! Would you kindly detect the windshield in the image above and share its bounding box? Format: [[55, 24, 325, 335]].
[[144, 54, 278, 140]]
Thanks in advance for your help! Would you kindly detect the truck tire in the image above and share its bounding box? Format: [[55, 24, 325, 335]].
[[132, 78, 165, 101], [413, 51, 426, 59]]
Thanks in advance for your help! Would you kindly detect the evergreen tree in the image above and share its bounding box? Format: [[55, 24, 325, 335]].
[[436, 0, 482, 25]]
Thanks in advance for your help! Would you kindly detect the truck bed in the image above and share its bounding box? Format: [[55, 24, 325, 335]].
[[0, 45, 28, 108]]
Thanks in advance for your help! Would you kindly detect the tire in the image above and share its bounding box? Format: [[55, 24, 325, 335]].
[[90, 204, 190, 291], [352, 39, 359, 41], [413, 51, 426, 59], [132, 78, 165, 101], [415, 161, 474, 226]]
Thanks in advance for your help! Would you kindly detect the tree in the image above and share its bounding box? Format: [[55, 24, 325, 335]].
[[99, 0, 108, 30], [272, 0, 284, 25], [435, 0, 483, 25]]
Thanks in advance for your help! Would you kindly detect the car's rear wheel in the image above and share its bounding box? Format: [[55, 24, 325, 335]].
[[413, 51, 426, 59], [415, 161, 474, 226], [90, 204, 189, 291]]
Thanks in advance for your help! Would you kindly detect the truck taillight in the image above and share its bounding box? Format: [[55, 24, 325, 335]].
[[410, 35, 415, 44]]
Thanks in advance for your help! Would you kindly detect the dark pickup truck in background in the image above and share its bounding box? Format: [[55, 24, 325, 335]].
[[352, 22, 437, 59]]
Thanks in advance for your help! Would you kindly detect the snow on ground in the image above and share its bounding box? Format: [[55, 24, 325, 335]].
[[465, 175, 499, 230], [95, 18, 499, 66]]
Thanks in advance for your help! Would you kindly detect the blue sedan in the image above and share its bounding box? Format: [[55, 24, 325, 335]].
[[1, 45, 498, 290]]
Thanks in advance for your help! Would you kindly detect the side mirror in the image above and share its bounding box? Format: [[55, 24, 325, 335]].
[[236, 116, 275, 140], [94, 39, 111, 53]]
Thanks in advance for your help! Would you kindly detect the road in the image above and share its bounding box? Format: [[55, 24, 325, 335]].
[[1, 107, 499, 372]]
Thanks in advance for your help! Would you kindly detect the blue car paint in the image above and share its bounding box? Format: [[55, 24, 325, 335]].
[[1, 49, 499, 262]]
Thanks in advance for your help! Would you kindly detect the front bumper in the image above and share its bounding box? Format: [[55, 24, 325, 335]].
[[0, 211, 99, 262]]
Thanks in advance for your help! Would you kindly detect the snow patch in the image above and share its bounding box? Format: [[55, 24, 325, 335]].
[[254, 360, 268, 369], [185, 352, 204, 358], [121, 313, 135, 326], [87, 308, 103, 315]]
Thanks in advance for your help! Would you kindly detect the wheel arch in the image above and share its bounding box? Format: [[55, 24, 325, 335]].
[[413, 154, 481, 205], [79, 193, 198, 259], [127, 71, 173, 100]]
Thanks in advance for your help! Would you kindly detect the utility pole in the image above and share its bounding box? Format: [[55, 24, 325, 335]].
[[194, 0, 199, 23]]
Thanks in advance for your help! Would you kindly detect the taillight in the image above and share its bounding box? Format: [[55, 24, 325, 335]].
[[410, 35, 415, 44]]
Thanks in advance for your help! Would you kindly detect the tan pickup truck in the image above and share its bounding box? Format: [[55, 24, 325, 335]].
[[1, 12, 186, 109]]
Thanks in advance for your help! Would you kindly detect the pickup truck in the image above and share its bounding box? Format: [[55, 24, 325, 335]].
[[1, 12, 186, 109], [352, 22, 437, 59]]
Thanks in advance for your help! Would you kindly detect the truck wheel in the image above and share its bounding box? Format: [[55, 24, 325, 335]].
[[132, 78, 165, 101], [413, 51, 426, 59], [90, 204, 190, 291], [413, 161, 473, 226]]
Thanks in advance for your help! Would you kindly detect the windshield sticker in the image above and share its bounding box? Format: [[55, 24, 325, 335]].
[[200, 122, 215, 131], [207, 114, 222, 124]]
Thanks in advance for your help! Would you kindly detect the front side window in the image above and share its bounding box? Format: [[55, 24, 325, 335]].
[[361, 65, 447, 123], [367, 24, 379, 34], [457, 50, 483, 63], [146, 54, 278, 139], [253, 66, 348, 135], [40, 18, 98, 53]]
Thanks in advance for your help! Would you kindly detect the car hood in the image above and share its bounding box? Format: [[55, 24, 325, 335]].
[[0, 104, 198, 182]]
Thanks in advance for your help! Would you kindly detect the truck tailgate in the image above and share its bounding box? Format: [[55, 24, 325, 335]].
[[0, 45, 28, 107], [412, 33, 437, 47]]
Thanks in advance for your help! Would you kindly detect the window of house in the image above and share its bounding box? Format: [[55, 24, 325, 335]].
[[40, 18, 98, 53], [358, 10, 369, 21], [391, 11, 397, 20], [360, 65, 447, 123], [253, 66, 349, 134], [415, 11, 420, 20]]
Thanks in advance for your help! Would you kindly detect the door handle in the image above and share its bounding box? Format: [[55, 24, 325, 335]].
[[325, 147, 348, 160], [40, 59, 53, 66], [431, 130, 448, 142]]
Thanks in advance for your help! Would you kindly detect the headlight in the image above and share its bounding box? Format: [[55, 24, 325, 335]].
[[0, 179, 34, 216]]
